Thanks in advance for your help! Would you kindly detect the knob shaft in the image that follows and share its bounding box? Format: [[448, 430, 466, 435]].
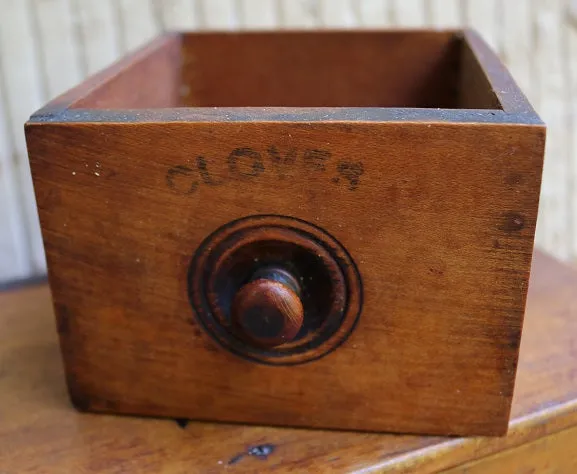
[[231, 268, 304, 348]]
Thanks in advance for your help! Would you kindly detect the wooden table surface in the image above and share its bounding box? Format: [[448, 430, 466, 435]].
[[1, 251, 576, 473]]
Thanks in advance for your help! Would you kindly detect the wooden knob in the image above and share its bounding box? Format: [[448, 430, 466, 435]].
[[231, 268, 304, 348]]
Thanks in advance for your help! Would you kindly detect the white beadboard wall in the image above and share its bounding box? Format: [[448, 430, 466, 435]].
[[0, 0, 575, 282]]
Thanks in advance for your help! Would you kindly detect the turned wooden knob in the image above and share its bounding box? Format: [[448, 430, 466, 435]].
[[231, 267, 304, 348]]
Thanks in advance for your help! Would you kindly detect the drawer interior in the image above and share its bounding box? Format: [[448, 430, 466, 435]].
[[71, 31, 502, 111]]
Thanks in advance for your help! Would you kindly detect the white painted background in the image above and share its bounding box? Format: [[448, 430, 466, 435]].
[[0, 0, 576, 282]]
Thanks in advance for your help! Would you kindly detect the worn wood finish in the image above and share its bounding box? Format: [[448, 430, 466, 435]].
[[25, 30, 545, 436], [1, 252, 576, 472]]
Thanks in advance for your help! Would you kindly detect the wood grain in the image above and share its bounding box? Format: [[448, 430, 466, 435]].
[[24, 30, 545, 436], [26, 119, 544, 436], [179, 31, 462, 108], [459, 32, 502, 109], [444, 425, 577, 473], [71, 34, 180, 109], [231, 272, 305, 348], [1, 251, 577, 472]]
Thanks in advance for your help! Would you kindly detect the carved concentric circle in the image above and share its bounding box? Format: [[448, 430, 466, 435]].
[[188, 215, 362, 365]]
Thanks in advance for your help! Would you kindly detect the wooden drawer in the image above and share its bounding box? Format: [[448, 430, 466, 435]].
[[25, 29, 545, 436]]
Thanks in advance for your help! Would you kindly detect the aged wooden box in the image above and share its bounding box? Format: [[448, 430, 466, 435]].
[[25, 30, 545, 436]]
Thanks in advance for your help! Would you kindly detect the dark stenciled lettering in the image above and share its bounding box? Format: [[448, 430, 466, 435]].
[[333, 161, 364, 190], [166, 146, 362, 194], [197, 156, 223, 186], [303, 149, 331, 171], [267, 146, 296, 179], [228, 147, 265, 179], [166, 165, 198, 194]]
